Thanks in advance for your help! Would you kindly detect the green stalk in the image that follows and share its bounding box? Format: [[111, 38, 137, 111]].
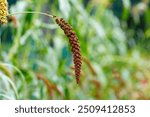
[[8, 11, 54, 18]]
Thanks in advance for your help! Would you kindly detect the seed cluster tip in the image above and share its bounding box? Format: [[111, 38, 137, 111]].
[[0, 0, 8, 24]]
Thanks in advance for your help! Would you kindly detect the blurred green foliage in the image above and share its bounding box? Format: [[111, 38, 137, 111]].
[[0, 0, 150, 100]]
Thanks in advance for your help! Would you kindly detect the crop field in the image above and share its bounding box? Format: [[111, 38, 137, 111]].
[[0, 0, 150, 100]]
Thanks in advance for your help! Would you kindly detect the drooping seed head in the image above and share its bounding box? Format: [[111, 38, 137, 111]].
[[54, 16, 82, 84]]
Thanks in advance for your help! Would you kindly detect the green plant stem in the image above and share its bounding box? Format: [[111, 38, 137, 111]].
[[8, 11, 54, 18]]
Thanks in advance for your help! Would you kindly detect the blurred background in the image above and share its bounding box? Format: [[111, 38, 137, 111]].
[[0, 0, 150, 100]]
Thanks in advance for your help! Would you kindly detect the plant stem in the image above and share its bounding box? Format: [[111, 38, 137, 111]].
[[8, 11, 54, 18]]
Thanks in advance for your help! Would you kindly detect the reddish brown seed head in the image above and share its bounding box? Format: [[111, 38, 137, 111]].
[[55, 17, 82, 84]]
